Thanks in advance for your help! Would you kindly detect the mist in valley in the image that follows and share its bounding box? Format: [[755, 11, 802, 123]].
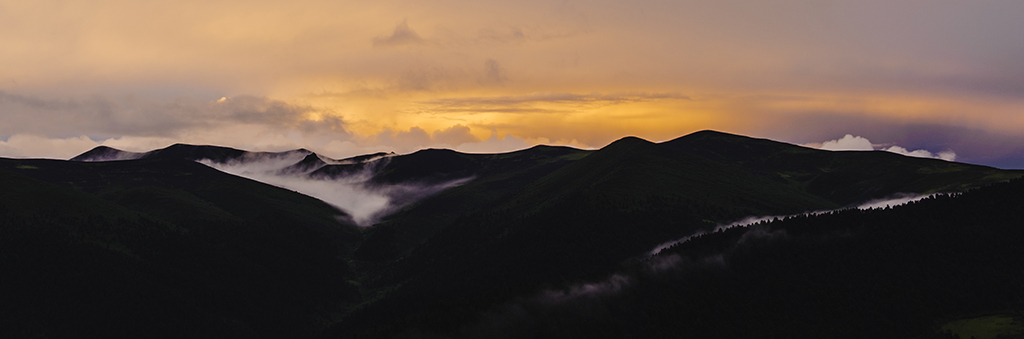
[[199, 152, 472, 226]]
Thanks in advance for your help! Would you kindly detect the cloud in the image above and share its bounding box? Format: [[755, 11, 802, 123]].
[[200, 154, 472, 226], [456, 133, 533, 154], [318, 140, 395, 160], [5, 2, 1024, 169], [368, 127, 431, 152], [479, 58, 508, 85], [760, 115, 1021, 168], [397, 66, 460, 91], [814, 133, 955, 161], [537, 274, 632, 305], [856, 193, 936, 210], [372, 20, 425, 47], [476, 27, 527, 44], [360, 124, 491, 154], [0, 91, 354, 158], [0, 134, 98, 159], [883, 146, 956, 161], [820, 134, 873, 151], [0, 91, 343, 137], [203, 157, 389, 226], [432, 124, 478, 146], [420, 91, 691, 114]]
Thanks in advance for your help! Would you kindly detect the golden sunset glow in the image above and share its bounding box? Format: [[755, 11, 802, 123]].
[[2, 0, 1024, 167]]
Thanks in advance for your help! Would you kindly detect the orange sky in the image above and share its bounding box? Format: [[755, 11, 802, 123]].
[[2, 0, 1024, 167]]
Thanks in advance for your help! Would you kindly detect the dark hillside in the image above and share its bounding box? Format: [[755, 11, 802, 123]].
[[4, 157, 360, 242], [452, 178, 1024, 338], [329, 133, 1024, 338], [331, 137, 843, 337], [72, 143, 312, 164], [143, 143, 250, 162], [280, 152, 330, 174], [664, 130, 1021, 205], [0, 157, 362, 338], [37, 130, 1024, 338], [338, 151, 394, 163], [506, 136, 831, 217], [69, 145, 145, 161], [353, 145, 590, 262], [370, 148, 485, 184]]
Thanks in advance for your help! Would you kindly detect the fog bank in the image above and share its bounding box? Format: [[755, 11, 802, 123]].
[[200, 152, 470, 226]]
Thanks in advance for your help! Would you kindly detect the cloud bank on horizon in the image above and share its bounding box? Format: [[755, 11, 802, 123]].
[[812, 134, 956, 161], [2, 1, 1024, 168]]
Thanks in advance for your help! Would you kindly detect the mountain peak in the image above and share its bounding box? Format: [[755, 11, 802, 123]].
[[661, 129, 806, 156], [337, 151, 396, 164], [603, 136, 655, 151], [70, 145, 144, 162], [670, 130, 749, 142], [278, 152, 328, 174], [302, 152, 326, 163], [147, 144, 248, 162]]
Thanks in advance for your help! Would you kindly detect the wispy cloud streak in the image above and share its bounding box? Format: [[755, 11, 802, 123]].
[[418, 91, 690, 114]]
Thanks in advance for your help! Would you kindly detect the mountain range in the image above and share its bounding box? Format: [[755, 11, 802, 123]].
[[3, 130, 1022, 338]]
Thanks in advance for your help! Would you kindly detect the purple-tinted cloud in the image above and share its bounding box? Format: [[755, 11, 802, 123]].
[[759, 114, 1024, 169]]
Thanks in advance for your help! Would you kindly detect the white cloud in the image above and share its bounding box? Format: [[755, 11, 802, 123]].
[[811, 134, 954, 161], [815, 134, 956, 161], [884, 146, 956, 161], [317, 140, 395, 160], [820, 134, 873, 151], [0, 134, 99, 159], [202, 158, 391, 226], [856, 193, 935, 210], [201, 155, 473, 226]]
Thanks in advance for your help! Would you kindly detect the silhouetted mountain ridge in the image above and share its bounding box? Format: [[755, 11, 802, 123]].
[[325, 132, 1022, 338], [14, 130, 1024, 338]]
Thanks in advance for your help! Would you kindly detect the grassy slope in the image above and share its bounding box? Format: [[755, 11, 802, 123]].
[[941, 315, 1024, 339]]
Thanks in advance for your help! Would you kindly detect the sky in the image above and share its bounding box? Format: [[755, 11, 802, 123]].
[[2, 0, 1024, 168]]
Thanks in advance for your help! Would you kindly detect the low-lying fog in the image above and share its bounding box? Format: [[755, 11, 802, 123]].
[[648, 193, 936, 256], [199, 152, 471, 226], [470, 191, 946, 333]]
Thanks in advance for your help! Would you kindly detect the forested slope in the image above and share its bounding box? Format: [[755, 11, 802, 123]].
[[451, 178, 1024, 338]]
